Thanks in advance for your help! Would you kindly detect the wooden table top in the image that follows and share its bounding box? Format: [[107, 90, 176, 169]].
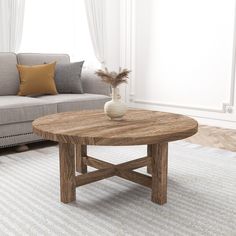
[[32, 109, 198, 145]]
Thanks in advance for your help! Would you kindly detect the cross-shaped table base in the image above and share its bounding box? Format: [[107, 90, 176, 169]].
[[59, 143, 168, 205]]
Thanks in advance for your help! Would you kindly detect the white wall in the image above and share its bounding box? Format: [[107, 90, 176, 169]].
[[121, 0, 236, 129]]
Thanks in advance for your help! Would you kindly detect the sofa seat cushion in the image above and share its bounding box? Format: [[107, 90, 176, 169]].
[[0, 121, 34, 137], [0, 96, 57, 125], [37, 94, 111, 112]]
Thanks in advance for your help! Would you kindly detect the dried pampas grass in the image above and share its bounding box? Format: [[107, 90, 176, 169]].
[[95, 67, 131, 88]]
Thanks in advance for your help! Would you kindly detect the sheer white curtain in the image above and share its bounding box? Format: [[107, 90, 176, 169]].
[[20, 0, 98, 67], [84, 0, 106, 66], [0, 0, 25, 52]]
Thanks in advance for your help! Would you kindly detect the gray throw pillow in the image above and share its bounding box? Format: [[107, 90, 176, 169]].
[[55, 61, 84, 93]]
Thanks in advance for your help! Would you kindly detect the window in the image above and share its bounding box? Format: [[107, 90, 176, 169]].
[[20, 0, 98, 67]]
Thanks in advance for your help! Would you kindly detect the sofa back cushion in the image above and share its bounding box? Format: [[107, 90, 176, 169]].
[[0, 53, 19, 95], [17, 53, 70, 65]]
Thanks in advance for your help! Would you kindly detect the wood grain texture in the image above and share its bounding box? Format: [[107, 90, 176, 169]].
[[75, 168, 115, 187], [59, 143, 76, 203], [151, 143, 168, 205], [76, 145, 87, 173], [32, 109, 198, 146], [147, 144, 152, 174], [84, 155, 150, 171], [116, 170, 152, 188], [84, 155, 113, 169], [82, 155, 152, 188], [115, 156, 150, 170]]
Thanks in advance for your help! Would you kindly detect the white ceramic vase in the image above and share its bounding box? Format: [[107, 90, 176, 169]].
[[104, 87, 127, 120]]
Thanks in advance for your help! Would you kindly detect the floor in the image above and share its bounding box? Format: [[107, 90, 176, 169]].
[[186, 125, 236, 152], [0, 142, 236, 235]]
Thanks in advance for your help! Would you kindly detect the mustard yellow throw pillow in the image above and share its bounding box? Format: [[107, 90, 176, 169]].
[[17, 62, 58, 96]]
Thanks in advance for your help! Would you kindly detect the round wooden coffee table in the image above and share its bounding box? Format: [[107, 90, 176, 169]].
[[32, 109, 198, 205]]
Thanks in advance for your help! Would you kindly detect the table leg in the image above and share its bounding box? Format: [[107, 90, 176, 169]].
[[59, 143, 76, 203], [76, 144, 87, 173], [147, 144, 152, 174], [151, 143, 168, 205]]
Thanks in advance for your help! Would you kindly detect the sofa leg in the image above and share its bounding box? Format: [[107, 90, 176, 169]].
[[15, 145, 29, 152]]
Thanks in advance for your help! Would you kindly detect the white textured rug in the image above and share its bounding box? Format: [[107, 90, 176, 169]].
[[0, 142, 236, 236]]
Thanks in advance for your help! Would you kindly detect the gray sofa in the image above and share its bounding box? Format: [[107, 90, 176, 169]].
[[0, 53, 111, 148]]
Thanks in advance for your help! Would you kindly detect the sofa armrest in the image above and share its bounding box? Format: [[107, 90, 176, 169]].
[[81, 69, 111, 96]]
